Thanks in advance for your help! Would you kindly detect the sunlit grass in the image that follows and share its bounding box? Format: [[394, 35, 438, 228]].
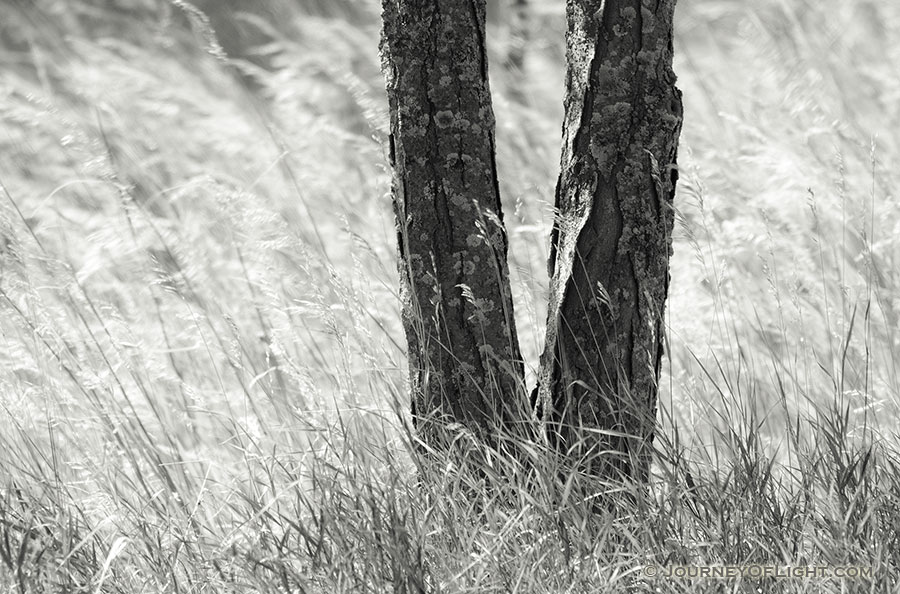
[[0, 0, 898, 592]]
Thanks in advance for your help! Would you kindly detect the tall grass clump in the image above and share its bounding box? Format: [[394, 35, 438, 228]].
[[0, 0, 898, 592]]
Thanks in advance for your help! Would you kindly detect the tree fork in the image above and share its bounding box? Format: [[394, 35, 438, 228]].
[[536, 0, 683, 482]]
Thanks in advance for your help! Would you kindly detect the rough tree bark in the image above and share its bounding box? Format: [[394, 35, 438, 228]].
[[535, 0, 683, 482], [380, 0, 527, 443]]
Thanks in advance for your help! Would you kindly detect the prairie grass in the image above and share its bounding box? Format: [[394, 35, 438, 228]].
[[0, 0, 898, 592]]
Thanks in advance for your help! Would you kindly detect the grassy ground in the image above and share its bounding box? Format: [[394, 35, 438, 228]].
[[0, 0, 898, 592]]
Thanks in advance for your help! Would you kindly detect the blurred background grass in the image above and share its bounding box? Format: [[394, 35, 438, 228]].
[[0, 0, 898, 591]]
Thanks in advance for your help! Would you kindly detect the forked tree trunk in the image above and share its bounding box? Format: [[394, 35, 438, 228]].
[[536, 0, 683, 482], [380, 0, 683, 482], [380, 0, 527, 443]]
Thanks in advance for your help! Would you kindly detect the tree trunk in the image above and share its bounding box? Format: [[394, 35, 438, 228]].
[[536, 0, 683, 482], [380, 0, 527, 444]]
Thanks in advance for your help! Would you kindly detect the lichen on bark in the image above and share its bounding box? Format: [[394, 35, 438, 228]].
[[380, 0, 527, 443], [537, 0, 684, 481]]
